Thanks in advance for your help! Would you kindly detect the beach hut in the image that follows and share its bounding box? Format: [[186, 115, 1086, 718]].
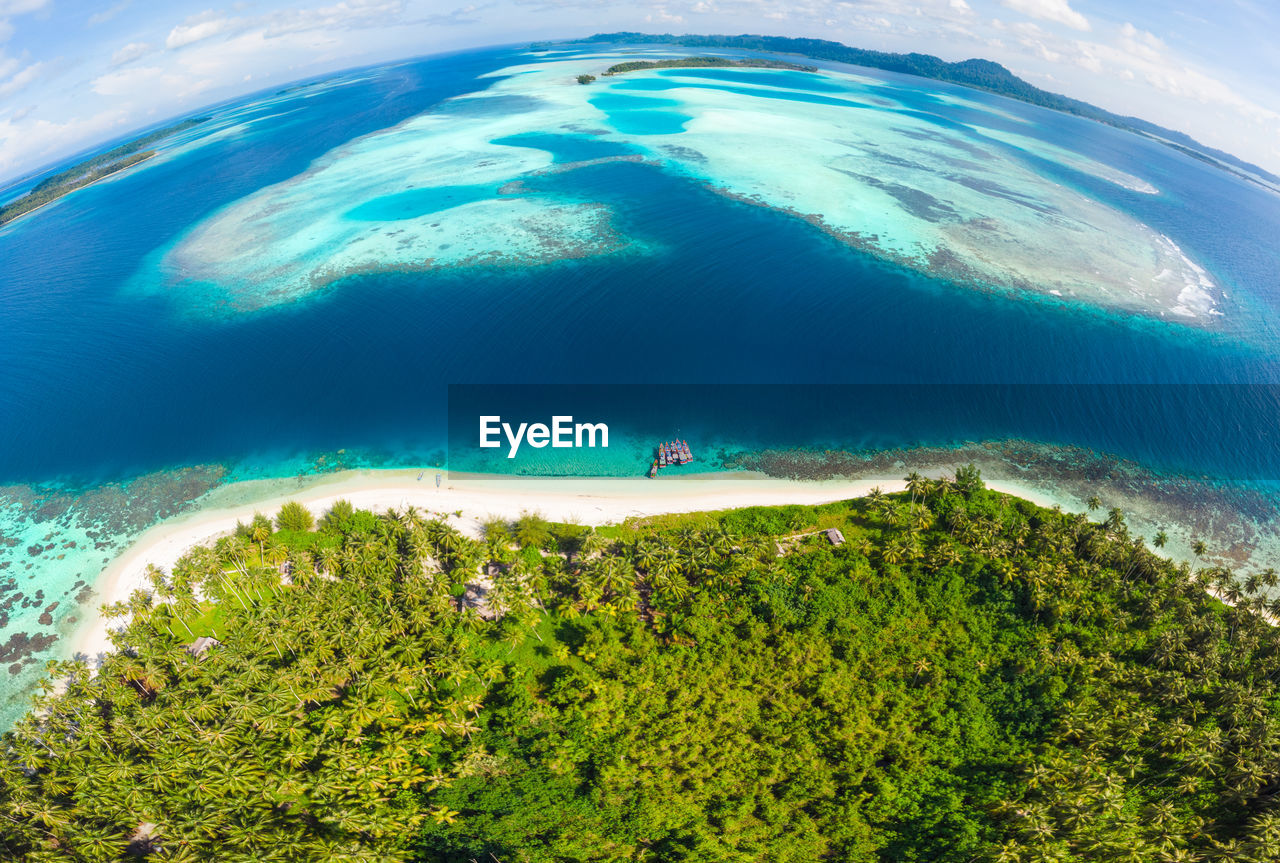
[[126, 822, 159, 856], [186, 636, 220, 657], [825, 528, 846, 547]]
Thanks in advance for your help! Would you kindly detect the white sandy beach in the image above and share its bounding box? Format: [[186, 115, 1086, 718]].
[[70, 468, 1059, 665]]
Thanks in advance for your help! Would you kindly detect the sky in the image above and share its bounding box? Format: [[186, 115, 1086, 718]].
[[0, 0, 1278, 183]]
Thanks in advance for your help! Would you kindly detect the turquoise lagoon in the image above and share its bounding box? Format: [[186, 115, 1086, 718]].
[[1, 42, 1280, 724]]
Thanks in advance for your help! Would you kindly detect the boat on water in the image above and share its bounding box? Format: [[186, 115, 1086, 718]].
[[648, 439, 694, 476]]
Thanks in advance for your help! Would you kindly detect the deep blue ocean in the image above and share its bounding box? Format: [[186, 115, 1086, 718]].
[[0, 43, 1279, 721], [1, 44, 1279, 488]]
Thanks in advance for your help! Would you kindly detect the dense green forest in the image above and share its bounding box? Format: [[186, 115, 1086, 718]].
[[0, 117, 209, 226], [567, 32, 1280, 188], [4, 469, 1280, 861]]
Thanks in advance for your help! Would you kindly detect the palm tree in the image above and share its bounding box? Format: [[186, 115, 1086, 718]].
[[634, 539, 663, 573], [320, 498, 355, 533], [879, 542, 904, 567], [399, 505, 428, 534], [513, 511, 552, 550], [479, 515, 511, 545], [249, 518, 271, 566], [654, 571, 691, 603], [264, 539, 288, 570], [1104, 507, 1127, 538], [579, 528, 610, 559], [430, 806, 461, 825], [316, 545, 341, 579], [905, 471, 927, 507], [1153, 531, 1168, 549], [866, 486, 884, 513]]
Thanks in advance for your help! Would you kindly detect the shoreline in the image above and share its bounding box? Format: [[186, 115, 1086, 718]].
[[70, 467, 1059, 665], [0, 152, 158, 229]]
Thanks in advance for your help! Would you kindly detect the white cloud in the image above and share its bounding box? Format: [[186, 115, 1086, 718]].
[[1116, 22, 1166, 63], [91, 63, 216, 101], [0, 109, 128, 177], [1001, 0, 1090, 32], [165, 1, 410, 51], [110, 42, 152, 67], [166, 10, 243, 49], [264, 0, 407, 37], [1059, 25, 1278, 126], [88, 1, 132, 26], [420, 4, 487, 26], [0, 55, 40, 97], [0, 0, 46, 42], [0, 0, 48, 14], [991, 19, 1066, 62], [984, 14, 1279, 169], [645, 7, 684, 24], [91, 65, 164, 97]]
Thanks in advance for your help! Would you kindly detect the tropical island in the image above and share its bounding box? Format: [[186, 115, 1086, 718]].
[[562, 32, 1280, 191], [0, 117, 209, 227], [577, 56, 815, 86], [600, 56, 817, 76], [3, 469, 1279, 862]]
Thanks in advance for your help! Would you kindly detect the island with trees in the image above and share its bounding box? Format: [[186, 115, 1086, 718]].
[[560, 32, 1280, 191], [3, 469, 1280, 861], [600, 56, 816, 76], [0, 117, 210, 227]]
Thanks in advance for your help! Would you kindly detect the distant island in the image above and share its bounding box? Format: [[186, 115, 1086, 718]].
[[560, 32, 1280, 191], [0, 117, 210, 227], [601, 56, 816, 76]]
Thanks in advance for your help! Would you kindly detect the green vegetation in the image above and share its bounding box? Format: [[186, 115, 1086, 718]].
[[602, 56, 816, 76], [576, 74, 596, 85], [157, 600, 228, 641], [0, 117, 210, 227], [275, 500, 315, 533], [567, 33, 1280, 187], [4, 469, 1280, 861]]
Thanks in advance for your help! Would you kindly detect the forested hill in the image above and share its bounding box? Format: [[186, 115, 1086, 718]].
[[6, 469, 1280, 861], [568, 32, 1280, 188]]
